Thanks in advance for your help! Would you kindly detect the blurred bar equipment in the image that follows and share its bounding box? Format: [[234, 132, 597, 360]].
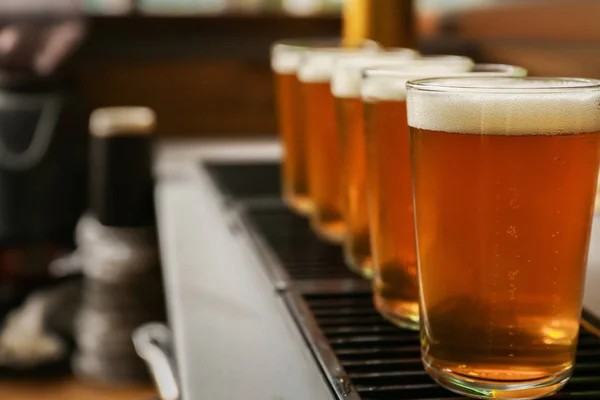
[[0, 17, 88, 292], [73, 107, 166, 385]]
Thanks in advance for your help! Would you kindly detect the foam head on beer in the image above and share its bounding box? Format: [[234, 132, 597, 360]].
[[271, 38, 341, 75], [360, 56, 475, 102], [406, 77, 600, 135], [273, 38, 383, 76], [296, 45, 392, 84], [331, 51, 421, 99]]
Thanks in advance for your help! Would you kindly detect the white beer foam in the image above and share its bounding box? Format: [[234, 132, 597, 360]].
[[271, 47, 304, 74], [331, 51, 420, 98], [406, 77, 600, 135], [361, 58, 475, 101], [271, 39, 341, 74], [297, 47, 383, 83]]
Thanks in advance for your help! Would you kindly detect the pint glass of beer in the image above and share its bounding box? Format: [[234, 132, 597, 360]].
[[361, 62, 525, 330], [332, 53, 420, 277], [271, 39, 339, 215], [296, 45, 391, 242], [407, 77, 600, 398]]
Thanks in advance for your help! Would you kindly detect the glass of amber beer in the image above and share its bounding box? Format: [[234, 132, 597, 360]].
[[407, 77, 600, 399], [271, 38, 340, 215], [361, 58, 502, 329], [297, 45, 386, 242], [332, 53, 420, 277]]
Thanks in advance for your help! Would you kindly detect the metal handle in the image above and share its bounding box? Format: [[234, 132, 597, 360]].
[[133, 323, 181, 400], [0, 96, 62, 170]]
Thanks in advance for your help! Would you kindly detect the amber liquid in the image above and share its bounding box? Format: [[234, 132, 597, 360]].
[[303, 82, 345, 242], [275, 73, 312, 214], [364, 100, 419, 329], [411, 127, 600, 384], [336, 97, 372, 277]]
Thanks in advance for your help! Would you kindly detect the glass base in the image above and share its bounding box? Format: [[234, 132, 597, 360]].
[[284, 194, 313, 216], [311, 220, 345, 244], [343, 247, 372, 279], [374, 294, 419, 331], [423, 356, 571, 399]]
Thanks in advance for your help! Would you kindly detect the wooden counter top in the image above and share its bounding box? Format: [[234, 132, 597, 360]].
[[0, 378, 156, 400]]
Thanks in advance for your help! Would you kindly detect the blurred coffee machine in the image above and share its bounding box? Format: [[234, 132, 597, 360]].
[[0, 18, 88, 293]]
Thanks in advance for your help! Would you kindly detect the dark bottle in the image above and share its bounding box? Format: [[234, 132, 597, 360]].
[[75, 107, 164, 385], [89, 107, 156, 228]]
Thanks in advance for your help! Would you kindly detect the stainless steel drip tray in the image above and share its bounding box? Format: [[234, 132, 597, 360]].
[[229, 189, 600, 399], [156, 141, 335, 400], [195, 157, 600, 400], [283, 289, 600, 400], [234, 199, 369, 293]]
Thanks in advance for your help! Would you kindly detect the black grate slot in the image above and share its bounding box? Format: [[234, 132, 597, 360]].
[[304, 292, 600, 399], [357, 385, 460, 400], [243, 206, 358, 282], [204, 162, 280, 200]]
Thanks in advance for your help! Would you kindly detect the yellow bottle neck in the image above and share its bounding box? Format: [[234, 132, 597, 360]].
[[343, 0, 415, 48]]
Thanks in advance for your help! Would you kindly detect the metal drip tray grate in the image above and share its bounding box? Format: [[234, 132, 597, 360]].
[[204, 161, 364, 290], [239, 202, 366, 291], [203, 161, 600, 399], [288, 291, 600, 399], [204, 162, 280, 200]]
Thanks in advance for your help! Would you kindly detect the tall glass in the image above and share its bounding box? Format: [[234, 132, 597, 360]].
[[407, 77, 600, 399], [271, 38, 339, 215], [297, 45, 383, 243], [331, 52, 419, 277], [361, 62, 526, 330]]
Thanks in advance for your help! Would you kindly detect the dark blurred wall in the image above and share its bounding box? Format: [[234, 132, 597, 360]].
[[69, 0, 599, 137], [425, 0, 600, 77], [70, 15, 340, 137]]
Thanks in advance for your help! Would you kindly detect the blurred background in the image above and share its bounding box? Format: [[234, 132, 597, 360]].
[[0, 0, 598, 398], [2, 0, 597, 138]]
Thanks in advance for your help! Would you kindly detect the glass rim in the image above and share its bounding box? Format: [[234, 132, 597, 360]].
[[272, 38, 378, 74], [406, 76, 600, 94], [272, 37, 342, 51], [361, 56, 474, 78], [470, 64, 528, 76], [470, 63, 525, 71], [272, 38, 381, 53], [334, 48, 420, 68], [301, 42, 380, 56], [363, 63, 526, 80]]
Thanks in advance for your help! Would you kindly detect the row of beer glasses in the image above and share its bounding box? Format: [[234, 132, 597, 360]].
[[271, 39, 600, 399]]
